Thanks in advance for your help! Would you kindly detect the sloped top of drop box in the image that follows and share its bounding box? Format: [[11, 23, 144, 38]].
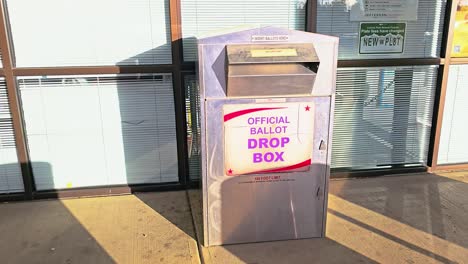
[[197, 26, 338, 46]]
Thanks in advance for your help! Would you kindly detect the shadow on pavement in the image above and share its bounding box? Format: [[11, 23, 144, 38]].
[[327, 172, 468, 263], [188, 172, 468, 263], [0, 162, 115, 264]]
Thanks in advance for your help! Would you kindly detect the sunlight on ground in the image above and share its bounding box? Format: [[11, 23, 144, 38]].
[[434, 170, 468, 184], [327, 194, 468, 264], [61, 194, 199, 264], [53, 186, 468, 264]]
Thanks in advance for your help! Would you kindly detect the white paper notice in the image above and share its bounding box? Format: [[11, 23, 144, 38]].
[[350, 0, 419, 21]]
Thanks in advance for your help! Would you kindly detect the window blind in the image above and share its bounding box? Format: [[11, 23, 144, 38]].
[[317, 0, 446, 59], [185, 75, 201, 180], [332, 66, 438, 169], [7, 0, 172, 67], [180, 0, 307, 61], [438, 65, 468, 165], [0, 78, 24, 194], [19, 74, 178, 190]]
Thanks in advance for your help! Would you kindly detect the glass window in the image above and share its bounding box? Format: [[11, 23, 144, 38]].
[[19, 74, 178, 190], [0, 78, 23, 193], [332, 66, 438, 169], [7, 0, 172, 67], [317, 0, 446, 59], [438, 65, 468, 164], [180, 0, 307, 61]]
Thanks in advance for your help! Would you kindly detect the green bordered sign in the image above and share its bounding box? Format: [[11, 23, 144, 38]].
[[359, 23, 406, 54]]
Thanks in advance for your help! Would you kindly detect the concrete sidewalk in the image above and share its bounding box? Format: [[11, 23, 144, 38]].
[[0, 192, 200, 264], [1, 171, 468, 263]]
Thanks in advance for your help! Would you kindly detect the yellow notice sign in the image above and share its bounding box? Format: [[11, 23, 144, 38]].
[[453, 6, 468, 57], [251, 48, 297, 58]]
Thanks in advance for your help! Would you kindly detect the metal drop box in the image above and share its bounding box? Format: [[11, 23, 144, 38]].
[[226, 43, 319, 97], [197, 27, 338, 246]]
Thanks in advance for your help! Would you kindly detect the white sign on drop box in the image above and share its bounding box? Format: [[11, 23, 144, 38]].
[[223, 102, 314, 176]]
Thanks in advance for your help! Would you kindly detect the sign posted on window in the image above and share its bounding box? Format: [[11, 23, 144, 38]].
[[359, 23, 406, 54], [223, 103, 314, 176], [350, 0, 418, 21]]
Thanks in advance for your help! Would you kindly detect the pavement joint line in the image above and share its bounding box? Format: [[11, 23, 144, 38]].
[[185, 189, 204, 264]]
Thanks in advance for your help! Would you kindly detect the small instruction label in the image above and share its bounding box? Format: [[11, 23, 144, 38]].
[[251, 48, 297, 57], [251, 35, 289, 42]]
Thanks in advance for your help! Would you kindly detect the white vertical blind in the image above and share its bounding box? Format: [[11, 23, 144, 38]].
[[19, 74, 178, 190], [0, 78, 23, 194], [180, 0, 307, 61], [317, 0, 446, 59], [7, 0, 172, 67], [332, 66, 438, 169], [438, 65, 468, 164]]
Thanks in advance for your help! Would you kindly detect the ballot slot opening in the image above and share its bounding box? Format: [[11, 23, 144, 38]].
[[226, 43, 320, 97]]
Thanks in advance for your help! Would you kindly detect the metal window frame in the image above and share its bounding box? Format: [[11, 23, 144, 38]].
[[0, 0, 461, 201]]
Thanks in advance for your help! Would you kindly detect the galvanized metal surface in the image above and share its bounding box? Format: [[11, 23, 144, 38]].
[[199, 27, 339, 99], [204, 97, 331, 245], [226, 43, 319, 64], [227, 64, 316, 97], [198, 27, 338, 246]]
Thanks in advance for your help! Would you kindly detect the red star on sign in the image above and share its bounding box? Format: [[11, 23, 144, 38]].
[[305, 105, 311, 111], [227, 169, 233, 174]]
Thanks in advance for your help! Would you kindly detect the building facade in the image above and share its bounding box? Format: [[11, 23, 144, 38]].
[[0, 0, 466, 200]]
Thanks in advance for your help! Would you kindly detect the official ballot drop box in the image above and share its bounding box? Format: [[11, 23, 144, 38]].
[[198, 27, 338, 246]]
